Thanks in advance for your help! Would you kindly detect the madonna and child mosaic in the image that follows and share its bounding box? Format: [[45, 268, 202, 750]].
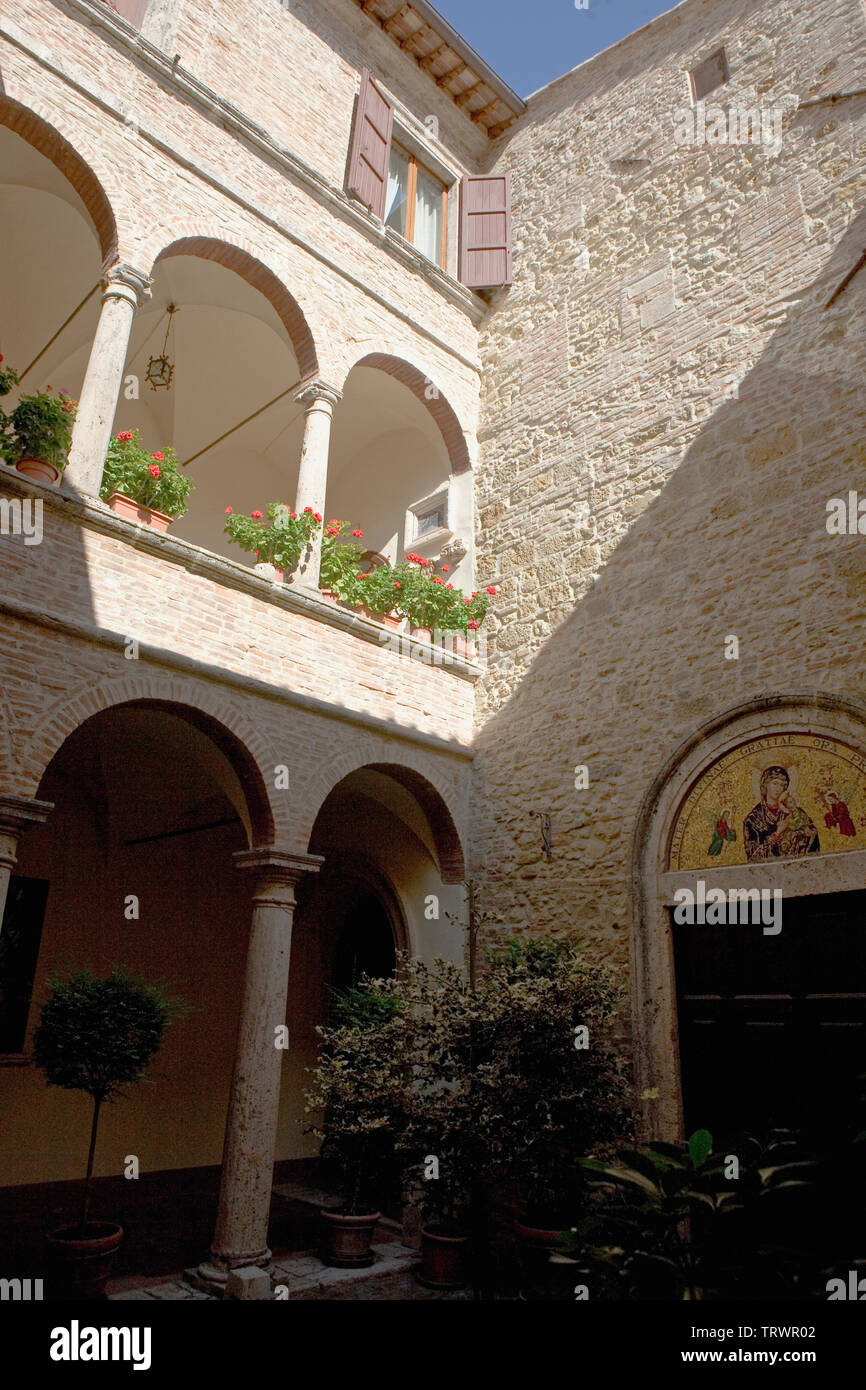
[[669, 734, 866, 872]]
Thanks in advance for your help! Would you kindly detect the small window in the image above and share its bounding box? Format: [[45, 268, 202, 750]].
[[415, 502, 446, 537], [689, 47, 729, 102], [385, 144, 447, 269]]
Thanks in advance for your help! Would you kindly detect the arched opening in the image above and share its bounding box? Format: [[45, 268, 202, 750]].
[[0, 701, 270, 1274], [274, 762, 465, 1166], [112, 241, 318, 559], [329, 356, 473, 590], [0, 111, 113, 435], [634, 698, 866, 1149]]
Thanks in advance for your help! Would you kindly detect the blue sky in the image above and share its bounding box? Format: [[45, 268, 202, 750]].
[[432, 0, 680, 97]]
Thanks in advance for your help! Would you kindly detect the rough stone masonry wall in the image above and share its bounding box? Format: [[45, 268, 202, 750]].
[[470, 0, 866, 986]]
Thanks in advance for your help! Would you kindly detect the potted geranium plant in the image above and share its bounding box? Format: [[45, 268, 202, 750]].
[[100, 430, 192, 531], [304, 986, 403, 1268], [224, 502, 320, 581], [1, 384, 76, 484], [33, 968, 185, 1299]]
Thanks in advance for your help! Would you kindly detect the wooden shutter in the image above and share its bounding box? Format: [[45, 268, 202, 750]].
[[347, 69, 393, 221], [459, 173, 513, 289], [109, 0, 150, 27]]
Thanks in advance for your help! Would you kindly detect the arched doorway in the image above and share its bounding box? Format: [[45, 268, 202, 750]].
[[634, 697, 866, 1146], [0, 700, 271, 1274]]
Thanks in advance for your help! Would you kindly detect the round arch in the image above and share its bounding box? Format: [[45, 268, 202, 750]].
[[0, 97, 118, 267], [153, 237, 319, 379], [346, 353, 471, 475], [301, 752, 466, 885], [17, 674, 289, 850], [631, 691, 866, 1142]]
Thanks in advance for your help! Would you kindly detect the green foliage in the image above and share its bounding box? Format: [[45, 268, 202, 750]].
[[0, 358, 19, 397], [1, 388, 76, 469], [562, 1129, 819, 1299], [224, 501, 319, 568], [100, 431, 192, 519], [305, 942, 627, 1232], [33, 967, 185, 1103]]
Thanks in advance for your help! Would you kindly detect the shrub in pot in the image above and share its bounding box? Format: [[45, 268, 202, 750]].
[[1, 385, 76, 484], [100, 431, 192, 530], [304, 986, 403, 1267], [224, 501, 319, 579], [32, 968, 186, 1299]]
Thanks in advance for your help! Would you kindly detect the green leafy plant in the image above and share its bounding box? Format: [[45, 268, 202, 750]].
[[32, 968, 186, 1232], [100, 430, 193, 519], [224, 501, 320, 569], [1, 387, 76, 469], [0, 355, 19, 398], [561, 1129, 818, 1300]]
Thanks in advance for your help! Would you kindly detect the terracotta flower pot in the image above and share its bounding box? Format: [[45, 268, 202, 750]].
[[107, 492, 172, 532], [320, 589, 340, 604], [46, 1221, 124, 1301], [513, 1214, 573, 1301], [417, 1226, 469, 1290], [253, 560, 286, 583], [15, 457, 60, 485], [353, 605, 401, 629], [411, 626, 433, 644], [320, 1208, 380, 1268]]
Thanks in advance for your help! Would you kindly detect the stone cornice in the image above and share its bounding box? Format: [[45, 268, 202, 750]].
[[0, 794, 54, 835], [9, 2, 486, 350], [103, 261, 152, 307]]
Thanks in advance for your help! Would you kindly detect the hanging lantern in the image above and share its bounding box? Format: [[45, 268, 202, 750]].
[[146, 304, 178, 391]]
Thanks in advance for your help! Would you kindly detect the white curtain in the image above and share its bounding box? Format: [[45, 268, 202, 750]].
[[415, 166, 442, 263]]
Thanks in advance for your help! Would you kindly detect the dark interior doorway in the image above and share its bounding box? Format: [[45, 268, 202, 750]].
[[672, 889, 866, 1143], [330, 883, 397, 998]]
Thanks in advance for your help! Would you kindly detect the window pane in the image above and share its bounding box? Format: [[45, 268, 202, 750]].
[[416, 506, 444, 535], [385, 145, 410, 237], [415, 166, 443, 263]]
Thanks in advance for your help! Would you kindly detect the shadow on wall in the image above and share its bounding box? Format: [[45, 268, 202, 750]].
[[470, 206, 866, 959]]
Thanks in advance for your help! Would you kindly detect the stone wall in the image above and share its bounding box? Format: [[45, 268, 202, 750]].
[[471, 0, 866, 991]]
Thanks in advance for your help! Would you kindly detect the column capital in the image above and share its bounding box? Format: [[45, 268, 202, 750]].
[[102, 262, 153, 309], [233, 848, 324, 892], [294, 379, 342, 411], [0, 794, 53, 836]]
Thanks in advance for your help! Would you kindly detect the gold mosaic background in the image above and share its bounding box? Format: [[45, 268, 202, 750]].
[[669, 734, 866, 871]]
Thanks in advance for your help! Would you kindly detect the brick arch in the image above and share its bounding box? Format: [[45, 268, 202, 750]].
[[17, 673, 292, 851], [347, 353, 471, 475], [302, 751, 466, 884], [0, 97, 118, 267], [153, 237, 319, 379]]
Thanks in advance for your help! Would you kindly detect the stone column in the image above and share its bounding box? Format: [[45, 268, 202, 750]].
[[287, 381, 342, 591], [64, 263, 152, 498], [0, 795, 53, 932], [198, 849, 322, 1290]]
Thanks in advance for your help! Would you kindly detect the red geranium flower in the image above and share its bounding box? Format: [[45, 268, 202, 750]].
[[147, 464, 161, 478], [326, 527, 339, 537], [151, 451, 165, 462], [352, 528, 364, 538], [393, 582, 401, 589], [251, 510, 264, 520], [441, 565, 450, 573], [289, 512, 298, 520], [303, 506, 314, 515], [225, 507, 233, 515], [431, 576, 444, 586], [486, 586, 498, 595], [327, 519, 340, 528], [314, 512, 323, 523], [464, 598, 471, 605], [116, 431, 133, 443], [446, 584, 453, 590], [468, 620, 479, 630], [471, 591, 478, 598]]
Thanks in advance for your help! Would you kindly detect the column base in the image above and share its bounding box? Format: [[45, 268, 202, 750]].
[[191, 1246, 273, 1296]]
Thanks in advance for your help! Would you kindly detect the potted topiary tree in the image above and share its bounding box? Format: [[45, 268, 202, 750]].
[[1, 386, 76, 484], [33, 968, 185, 1299], [304, 985, 403, 1268]]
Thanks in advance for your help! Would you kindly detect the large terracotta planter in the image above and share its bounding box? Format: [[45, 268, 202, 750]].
[[107, 492, 172, 532], [320, 589, 340, 604], [417, 1226, 469, 1290], [15, 457, 60, 486], [353, 604, 401, 629], [320, 1208, 380, 1268], [410, 626, 433, 645], [253, 560, 286, 583], [46, 1221, 124, 1301], [514, 1215, 573, 1301]]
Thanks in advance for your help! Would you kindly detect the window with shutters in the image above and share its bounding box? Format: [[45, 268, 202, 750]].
[[384, 144, 447, 269], [689, 47, 729, 102]]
